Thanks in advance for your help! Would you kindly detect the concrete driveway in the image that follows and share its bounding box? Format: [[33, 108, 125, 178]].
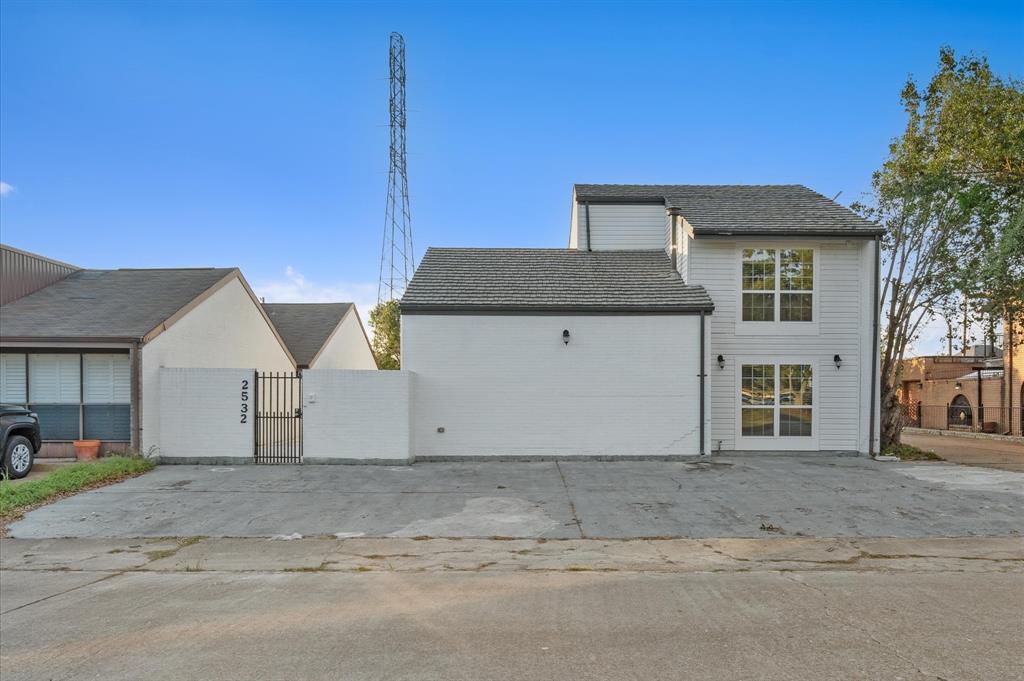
[[9, 455, 1023, 539], [902, 431, 1024, 471]]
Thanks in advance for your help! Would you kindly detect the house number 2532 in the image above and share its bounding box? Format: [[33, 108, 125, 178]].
[[240, 379, 249, 424]]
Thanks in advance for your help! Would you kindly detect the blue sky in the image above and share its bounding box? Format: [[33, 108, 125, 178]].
[[1, 0, 1022, 332]]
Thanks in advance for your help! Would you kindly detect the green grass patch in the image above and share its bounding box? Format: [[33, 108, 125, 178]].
[[883, 443, 943, 461], [0, 455, 155, 521]]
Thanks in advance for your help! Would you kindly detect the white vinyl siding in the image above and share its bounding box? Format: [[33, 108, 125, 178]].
[[0, 353, 27, 403], [576, 204, 667, 250], [83, 354, 131, 403], [29, 354, 80, 403], [691, 237, 871, 452]]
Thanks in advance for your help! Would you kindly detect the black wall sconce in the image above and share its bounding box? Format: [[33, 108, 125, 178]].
[[716, 354, 725, 369], [562, 329, 571, 345], [955, 381, 962, 391], [833, 354, 842, 370]]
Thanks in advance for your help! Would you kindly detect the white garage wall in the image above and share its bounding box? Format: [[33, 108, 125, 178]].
[[303, 369, 412, 462], [309, 308, 377, 370], [159, 367, 254, 461], [402, 314, 704, 458], [141, 276, 294, 454]]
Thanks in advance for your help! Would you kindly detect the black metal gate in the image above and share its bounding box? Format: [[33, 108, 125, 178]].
[[254, 371, 303, 464]]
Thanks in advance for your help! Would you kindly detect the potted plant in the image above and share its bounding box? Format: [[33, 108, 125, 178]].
[[73, 439, 101, 461]]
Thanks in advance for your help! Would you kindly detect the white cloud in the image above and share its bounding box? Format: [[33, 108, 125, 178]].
[[252, 266, 380, 337], [0, 182, 13, 197]]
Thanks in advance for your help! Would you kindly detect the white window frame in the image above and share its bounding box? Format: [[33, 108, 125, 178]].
[[736, 244, 820, 335], [734, 357, 819, 451]]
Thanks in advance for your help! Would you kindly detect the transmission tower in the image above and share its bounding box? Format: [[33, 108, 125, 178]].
[[378, 32, 413, 303]]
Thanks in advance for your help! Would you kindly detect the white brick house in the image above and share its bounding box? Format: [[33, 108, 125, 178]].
[[0, 247, 295, 457], [262, 303, 376, 370], [402, 184, 881, 458]]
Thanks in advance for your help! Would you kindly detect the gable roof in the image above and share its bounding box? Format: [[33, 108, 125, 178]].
[[262, 303, 355, 368], [401, 248, 714, 314], [0, 267, 236, 341], [573, 184, 883, 236]]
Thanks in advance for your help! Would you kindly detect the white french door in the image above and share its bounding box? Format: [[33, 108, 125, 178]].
[[736, 359, 818, 450]]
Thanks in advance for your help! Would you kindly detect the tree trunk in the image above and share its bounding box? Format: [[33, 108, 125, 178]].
[[879, 380, 903, 451]]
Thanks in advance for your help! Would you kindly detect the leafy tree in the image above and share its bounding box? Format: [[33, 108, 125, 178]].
[[369, 299, 401, 370], [854, 48, 1024, 449]]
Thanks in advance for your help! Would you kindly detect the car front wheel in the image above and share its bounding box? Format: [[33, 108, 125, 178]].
[[3, 435, 35, 479]]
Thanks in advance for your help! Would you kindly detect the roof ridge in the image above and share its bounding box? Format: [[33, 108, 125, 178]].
[[263, 302, 353, 307], [115, 266, 231, 271], [425, 247, 666, 253], [574, 183, 808, 188]]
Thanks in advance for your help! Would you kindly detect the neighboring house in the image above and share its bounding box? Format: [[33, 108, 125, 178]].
[[402, 184, 882, 457], [263, 303, 376, 370], [900, 331, 1023, 435], [0, 247, 294, 457], [1, 244, 80, 304]]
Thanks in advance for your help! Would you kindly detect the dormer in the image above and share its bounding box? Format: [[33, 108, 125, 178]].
[[569, 186, 670, 252]]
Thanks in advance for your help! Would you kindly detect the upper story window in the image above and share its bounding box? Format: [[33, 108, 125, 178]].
[[741, 248, 814, 322]]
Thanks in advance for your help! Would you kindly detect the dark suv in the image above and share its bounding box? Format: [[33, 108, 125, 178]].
[[1, 405, 40, 479]]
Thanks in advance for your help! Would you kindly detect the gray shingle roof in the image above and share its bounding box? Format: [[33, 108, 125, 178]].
[[0, 268, 235, 340], [574, 184, 883, 236], [262, 303, 353, 367], [401, 248, 713, 313]]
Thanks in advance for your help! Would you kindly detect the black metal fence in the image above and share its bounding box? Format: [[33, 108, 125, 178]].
[[254, 371, 303, 464], [900, 402, 1024, 437]]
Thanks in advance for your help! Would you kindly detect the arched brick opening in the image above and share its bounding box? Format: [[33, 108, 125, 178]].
[[949, 394, 973, 429]]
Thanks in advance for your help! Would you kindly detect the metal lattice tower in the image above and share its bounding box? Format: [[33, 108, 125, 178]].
[[378, 32, 413, 303]]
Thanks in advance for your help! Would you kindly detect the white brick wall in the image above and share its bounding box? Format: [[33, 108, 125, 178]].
[[403, 314, 704, 458], [303, 369, 413, 462], [309, 308, 377, 370], [141, 276, 294, 453], [159, 367, 255, 461]]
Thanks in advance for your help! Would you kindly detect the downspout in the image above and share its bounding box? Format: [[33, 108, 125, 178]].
[[584, 201, 592, 252], [977, 367, 984, 431], [1009, 319, 1015, 435], [699, 311, 706, 455], [130, 341, 142, 453], [869, 235, 880, 456]]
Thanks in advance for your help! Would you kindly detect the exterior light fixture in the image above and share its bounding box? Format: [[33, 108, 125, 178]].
[[717, 354, 725, 369], [562, 329, 570, 345], [955, 381, 962, 391], [833, 354, 842, 370]]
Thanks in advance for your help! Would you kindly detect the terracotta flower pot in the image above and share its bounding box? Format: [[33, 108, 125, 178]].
[[73, 440, 102, 461]]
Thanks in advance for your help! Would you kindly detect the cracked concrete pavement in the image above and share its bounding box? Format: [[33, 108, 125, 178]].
[[4, 457, 1023, 679], [1, 536, 1023, 681], [7, 455, 1024, 539]]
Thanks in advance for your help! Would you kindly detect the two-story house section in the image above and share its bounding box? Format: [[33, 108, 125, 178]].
[[401, 184, 881, 459], [571, 185, 883, 454]]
